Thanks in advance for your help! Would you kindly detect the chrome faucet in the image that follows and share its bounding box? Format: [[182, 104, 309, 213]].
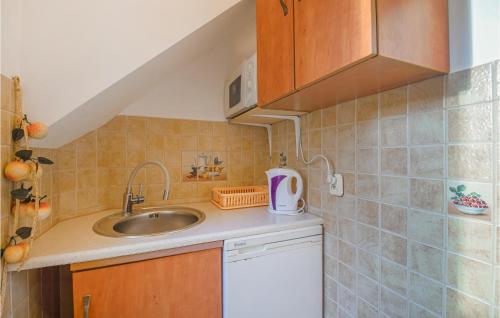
[[122, 161, 170, 215]]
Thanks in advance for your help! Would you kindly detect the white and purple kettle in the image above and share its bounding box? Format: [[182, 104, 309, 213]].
[[266, 168, 304, 215]]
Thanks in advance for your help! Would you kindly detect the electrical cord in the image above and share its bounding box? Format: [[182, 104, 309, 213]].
[[298, 136, 335, 184]]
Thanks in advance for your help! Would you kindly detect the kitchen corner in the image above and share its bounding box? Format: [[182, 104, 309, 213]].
[[2, 0, 500, 317], [10, 202, 322, 271]]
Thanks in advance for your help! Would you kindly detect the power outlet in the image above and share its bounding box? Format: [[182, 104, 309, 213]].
[[329, 174, 344, 196]]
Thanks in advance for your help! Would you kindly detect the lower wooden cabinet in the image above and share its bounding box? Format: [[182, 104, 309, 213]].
[[72, 248, 222, 318]]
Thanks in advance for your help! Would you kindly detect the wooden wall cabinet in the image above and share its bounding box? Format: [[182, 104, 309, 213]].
[[256, 0, 295, 105], [256, 0, 449, 112], [72, 247, 222, 318]]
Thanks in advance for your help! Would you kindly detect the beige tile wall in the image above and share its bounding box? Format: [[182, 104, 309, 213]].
[[3, 61, 499, 317], [1, 89, 270, 316], [273, 60, 500, 318], [51, 115, 270, 220]]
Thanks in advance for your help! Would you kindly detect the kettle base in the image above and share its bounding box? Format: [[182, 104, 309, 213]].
[[268, 208, 305, 216]]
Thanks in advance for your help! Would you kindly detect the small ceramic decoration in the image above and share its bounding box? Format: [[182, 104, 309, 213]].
[[183, 153, 226, 182], [447, 181, 491, 222], [279, 152, 287, 168]]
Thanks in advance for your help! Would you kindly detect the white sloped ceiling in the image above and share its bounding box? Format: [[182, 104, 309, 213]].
[[2, 0, 254, 148]]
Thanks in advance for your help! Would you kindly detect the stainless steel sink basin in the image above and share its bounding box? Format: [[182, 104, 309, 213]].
[[93, 206, 205, 238]]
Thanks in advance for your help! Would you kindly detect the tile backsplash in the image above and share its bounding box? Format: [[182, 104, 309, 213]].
[[273, 60, 500, 317], [50, 115, 270, 221], [2, 59, 500, 317], [2, 105, 270, 316]]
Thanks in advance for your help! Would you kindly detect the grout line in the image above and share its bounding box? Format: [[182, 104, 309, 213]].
[[405, 81, 412, 318], [353, 97, 362, 317], [447, 212, 495, 226], [446, 285, 493, 307], [442, 73, 450, 317], [409, 300, 440, 318], [490, 60, 499, 318], [447, 250, 495, 268], [445, 99, 498, 110]]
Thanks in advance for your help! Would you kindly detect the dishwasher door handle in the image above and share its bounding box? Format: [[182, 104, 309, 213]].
[[236, 245, 267, 255]]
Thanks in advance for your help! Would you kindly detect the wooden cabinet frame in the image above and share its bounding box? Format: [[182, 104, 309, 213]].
[[257, 0, 449, 112]]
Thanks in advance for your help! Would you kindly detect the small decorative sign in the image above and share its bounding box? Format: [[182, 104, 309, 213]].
[[183, 152, 226, 182]]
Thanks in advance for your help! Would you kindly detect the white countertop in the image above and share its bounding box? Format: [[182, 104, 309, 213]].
[[10, 202, 323, 271]]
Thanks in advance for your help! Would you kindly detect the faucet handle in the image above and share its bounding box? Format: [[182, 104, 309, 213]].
[[130, 184, 145, 205]]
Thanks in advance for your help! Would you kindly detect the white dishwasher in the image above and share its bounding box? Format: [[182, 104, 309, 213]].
[[223, 225, 323, 318]]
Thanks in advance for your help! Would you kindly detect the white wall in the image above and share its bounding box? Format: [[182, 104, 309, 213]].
[[1, 1, 22, 75], [1, 0, 242, 126], [121, 20, 255, 121], [449, 0, 500, 72]]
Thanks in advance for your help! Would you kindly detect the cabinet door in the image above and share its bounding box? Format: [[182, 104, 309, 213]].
[[294, 0, 377, 89], [72, 248, 221, 318], [256, 0, 295, 106]]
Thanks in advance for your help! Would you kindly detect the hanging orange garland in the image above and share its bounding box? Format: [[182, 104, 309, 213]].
[[0, 76, 54, 311]]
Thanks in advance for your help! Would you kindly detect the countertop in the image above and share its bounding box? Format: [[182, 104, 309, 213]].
[[10, 202, 323, 271]]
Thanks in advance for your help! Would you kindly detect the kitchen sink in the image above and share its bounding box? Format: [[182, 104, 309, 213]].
[[93, 206, 205, 238]]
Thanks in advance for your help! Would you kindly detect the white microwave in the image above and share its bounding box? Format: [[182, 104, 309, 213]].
[[224, 53, 257, 119]]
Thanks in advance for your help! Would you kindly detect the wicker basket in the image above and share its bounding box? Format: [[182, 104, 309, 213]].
[[211, 186, 269, 210]]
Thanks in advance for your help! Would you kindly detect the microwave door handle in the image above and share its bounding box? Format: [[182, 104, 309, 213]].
[[279, 0, 288, 16]]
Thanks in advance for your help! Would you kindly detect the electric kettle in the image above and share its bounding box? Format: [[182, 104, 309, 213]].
[[266, 168, 304, 215]]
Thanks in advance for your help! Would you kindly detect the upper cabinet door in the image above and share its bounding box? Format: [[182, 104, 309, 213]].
[[294, 0, 377, 89], [256, 0, 295, 106]]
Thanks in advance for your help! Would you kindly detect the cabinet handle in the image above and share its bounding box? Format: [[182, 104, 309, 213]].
[[83, 295, 91, 318], [279, 0, 288, 16]]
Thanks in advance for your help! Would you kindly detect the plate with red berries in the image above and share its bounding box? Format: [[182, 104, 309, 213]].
[[449, 184, 488, 215]]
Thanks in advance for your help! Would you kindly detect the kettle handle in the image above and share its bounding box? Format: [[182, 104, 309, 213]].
[[287, 170, 303, 204]]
